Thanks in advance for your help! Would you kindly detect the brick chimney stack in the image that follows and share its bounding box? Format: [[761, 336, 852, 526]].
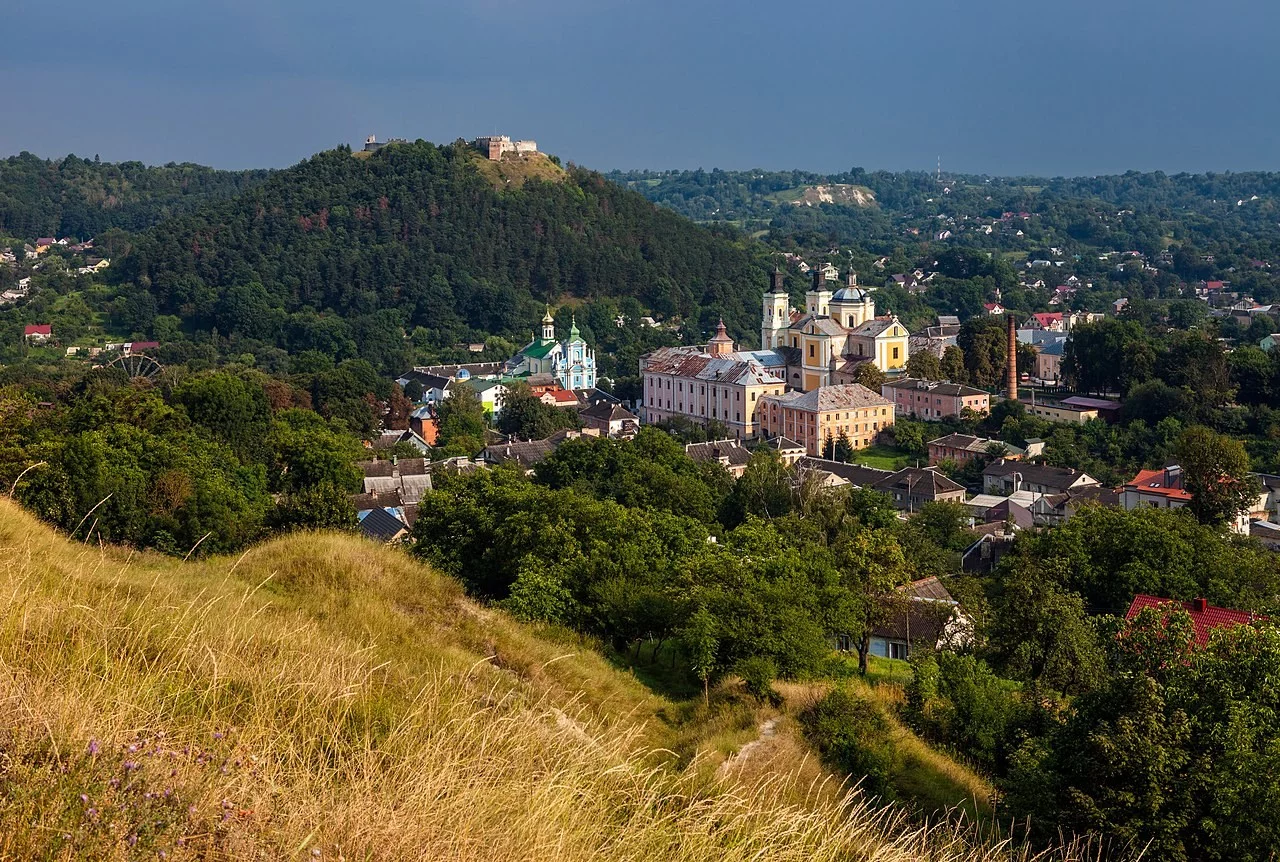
[[1006, 314, 1019, 401]]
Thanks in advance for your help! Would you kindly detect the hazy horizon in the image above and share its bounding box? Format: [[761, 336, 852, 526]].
[[4, 0, 1277, 177]]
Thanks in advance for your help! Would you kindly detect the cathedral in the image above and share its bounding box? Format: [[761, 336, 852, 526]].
[[762, 267, 909, 391], [507, 308, 598, 390]]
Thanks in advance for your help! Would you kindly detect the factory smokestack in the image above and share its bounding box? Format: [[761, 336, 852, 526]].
[[1006, 314, 1019, 401]]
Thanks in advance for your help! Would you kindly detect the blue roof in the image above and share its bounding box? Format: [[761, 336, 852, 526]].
[[1040, 342, 1066, 356]]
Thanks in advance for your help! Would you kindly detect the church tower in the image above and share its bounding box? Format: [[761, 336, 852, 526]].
[[831, 269, 875, 330], [762, 267, 790, 350], [806, 270, 832, 317], [541, 307, 555, 343]]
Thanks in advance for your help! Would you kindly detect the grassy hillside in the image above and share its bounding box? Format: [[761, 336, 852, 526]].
[[0, 498, 1089, 860]]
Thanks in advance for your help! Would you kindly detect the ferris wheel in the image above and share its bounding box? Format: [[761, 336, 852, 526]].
[[105, 352, 165, 382]]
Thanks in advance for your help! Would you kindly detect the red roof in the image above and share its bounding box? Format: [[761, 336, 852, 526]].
[[543, 389, 578, 405], [35, 238, 55, 246], [23, 324, 51, 336], [983, 303, 1004, 312], [1205, 280, 1226, 290], [1031, 312, 1064, 326], [1125, 594, 1264, 648], [1124, 468, 1192, 502]]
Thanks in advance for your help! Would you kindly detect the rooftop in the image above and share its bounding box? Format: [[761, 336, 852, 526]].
[[884, 378, 989, 398], [1125, 594, 1265, 648], [763, 383, 891, 413]]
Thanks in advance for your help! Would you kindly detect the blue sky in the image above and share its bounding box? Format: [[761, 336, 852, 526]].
[[3, 0, 1277, 175]]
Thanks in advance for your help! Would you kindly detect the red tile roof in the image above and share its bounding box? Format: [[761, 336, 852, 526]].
[[1125, 594, 1264, 648], [1031, 312, 1064, 327], [23, 324, 51, 336], [1124, 468, 1192, 502]]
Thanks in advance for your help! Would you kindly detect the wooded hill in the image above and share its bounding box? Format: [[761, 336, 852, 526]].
[[0, 152, 270, 240], [103, 141, 773, 368]]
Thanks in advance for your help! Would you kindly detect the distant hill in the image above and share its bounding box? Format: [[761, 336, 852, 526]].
[[107, 140, 774, 369], [774, 183, 876, 208], [0, 152, 270, 240]]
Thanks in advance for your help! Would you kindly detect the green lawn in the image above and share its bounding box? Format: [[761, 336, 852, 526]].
[[851, 444, 913, 471]]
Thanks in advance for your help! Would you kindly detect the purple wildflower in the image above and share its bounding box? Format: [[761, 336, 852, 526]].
[[123, 760, 138, 771], [212, 731, 224, 740], [87, 739, 100, 756], [79, 794, 89, 805]]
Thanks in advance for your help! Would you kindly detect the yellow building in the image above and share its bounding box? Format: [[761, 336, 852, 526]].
[[759, 384, 896, 456], [762, 268, 907, 390]]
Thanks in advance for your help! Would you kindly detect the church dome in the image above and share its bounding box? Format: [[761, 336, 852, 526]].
[[831, 286, 868, 302]]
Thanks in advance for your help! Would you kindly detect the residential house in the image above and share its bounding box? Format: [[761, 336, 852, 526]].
[[861, 577, 971, 660], [685, 440, 753, 478], [1260, 333, 1280, 352], [367, 429, 431, 456], [358, 506, 410, 543], [407, 407, 440, 445], [794, 458, 893, 489], [881, 378, 990, 419], [579, 401, 639, 439], [873, 467, 966, 511], [23, 324, 52, 343], [1125, 595, 1265, 647], [983, 302, 1006, 315], [983, 460, 1098, 496], [1121, 465, 1255, 534], [769, 436, 807, 466], [1017, 398, 1103, 424], [1024, 312, 1065, 332], [758, 383, 895, 456], [1249, 520, 1280, 551], [926, 433, 1041, 467], [539, 389, 580, 408], [477, 429, 595, 472], [962, 523, 1019, 574], [357, 457, 433, 505], [1036, 341, 1065, 382], [467, 379, 508, 419], [1035, 485, 1122, 526]]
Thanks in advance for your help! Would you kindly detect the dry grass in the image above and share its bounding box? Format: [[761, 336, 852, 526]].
[[0, 499, 1101, 860]]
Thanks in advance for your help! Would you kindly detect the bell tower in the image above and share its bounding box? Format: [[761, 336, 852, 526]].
[[541, 307, 555, 343], [762, 267, 790, 349]]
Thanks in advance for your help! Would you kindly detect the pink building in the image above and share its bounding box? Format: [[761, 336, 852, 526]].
[[881, 378, 990, 420]]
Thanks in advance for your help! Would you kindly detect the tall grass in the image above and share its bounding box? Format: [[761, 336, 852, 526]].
[[0, 500, 1106, 860]]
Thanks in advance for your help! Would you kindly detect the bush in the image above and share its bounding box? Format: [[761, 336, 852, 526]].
[[800, 688, 898, 800], [734, 656, 779, 705]]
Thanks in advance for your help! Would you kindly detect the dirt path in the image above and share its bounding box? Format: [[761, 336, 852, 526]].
[[717, 716, 780, 776]]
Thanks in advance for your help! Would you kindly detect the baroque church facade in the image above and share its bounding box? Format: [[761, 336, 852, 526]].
[[762, 267, 909, 391], [507, 308, 598, 390]]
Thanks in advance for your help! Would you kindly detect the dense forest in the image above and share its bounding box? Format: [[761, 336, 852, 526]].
[[0, 152, 270, 240], [96, 141, 774, 370]]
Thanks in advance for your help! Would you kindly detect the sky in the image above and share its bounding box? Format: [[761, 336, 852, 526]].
[[3, 0, 1278, 176]]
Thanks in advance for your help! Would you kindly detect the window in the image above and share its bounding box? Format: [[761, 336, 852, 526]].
[[889, 641, 908, 661], [892, 347, 899, 360], [809, 344, 815, 358]]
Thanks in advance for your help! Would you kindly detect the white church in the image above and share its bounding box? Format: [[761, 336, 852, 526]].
[[506, 308, 598, 391]]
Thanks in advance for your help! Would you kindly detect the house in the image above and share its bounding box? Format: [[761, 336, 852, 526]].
[[1120, 465, 1254, 534], [758, 384, 895, 456], [366, 429, 431, 456], [579, 401, 639, 439], [769, 436, 807, 466], [936, 315, 960, 327], [795, 458, 894, 489], [685, 440, 753, 478], [983, 459, 1098, 496], [907, 323, 960, 359], [983, 302, 1006, 316], [1249, 519, 1280, 551], [962, 523, 1019, 574], [407, 407, 440, 445], [860, 577, 971, 661], [1260, 334, 1280, 352], [1019, 398, 1103, 424], [873, 467, 966, 511], [358, 506, 410, 544], [477, 429, 594, 472], [357, 457, 433, 505], [1124, 595, 1265, 647], [1114, 298, 1129, 314], [1036, 485, 1121, 525], [1035, 342, 1065, 382], [34, 238, 56, 255], [881, 378, 990, 420], [506, 309, 597, 391], [1024, 312, 1065, 332], [466, 379, 508, 419], [539, 389, 580, 408], [926, 433, 1040, 467], [23, 324, 52, 343], [124, 341, 159, 356]]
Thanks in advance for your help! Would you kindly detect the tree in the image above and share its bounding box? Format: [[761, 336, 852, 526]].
[[940, 345, 967, 383], [849, 362, 886, 391], [905, 350, 942, 380], [496, 381, 579, 440], [834, 527, 909, 675], [270, 483, 357, 531], [1175, 426, 1260, 527], [683, 604, 719, 706], [834, 431, 854, 462], [435, 384, 487, 456]]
